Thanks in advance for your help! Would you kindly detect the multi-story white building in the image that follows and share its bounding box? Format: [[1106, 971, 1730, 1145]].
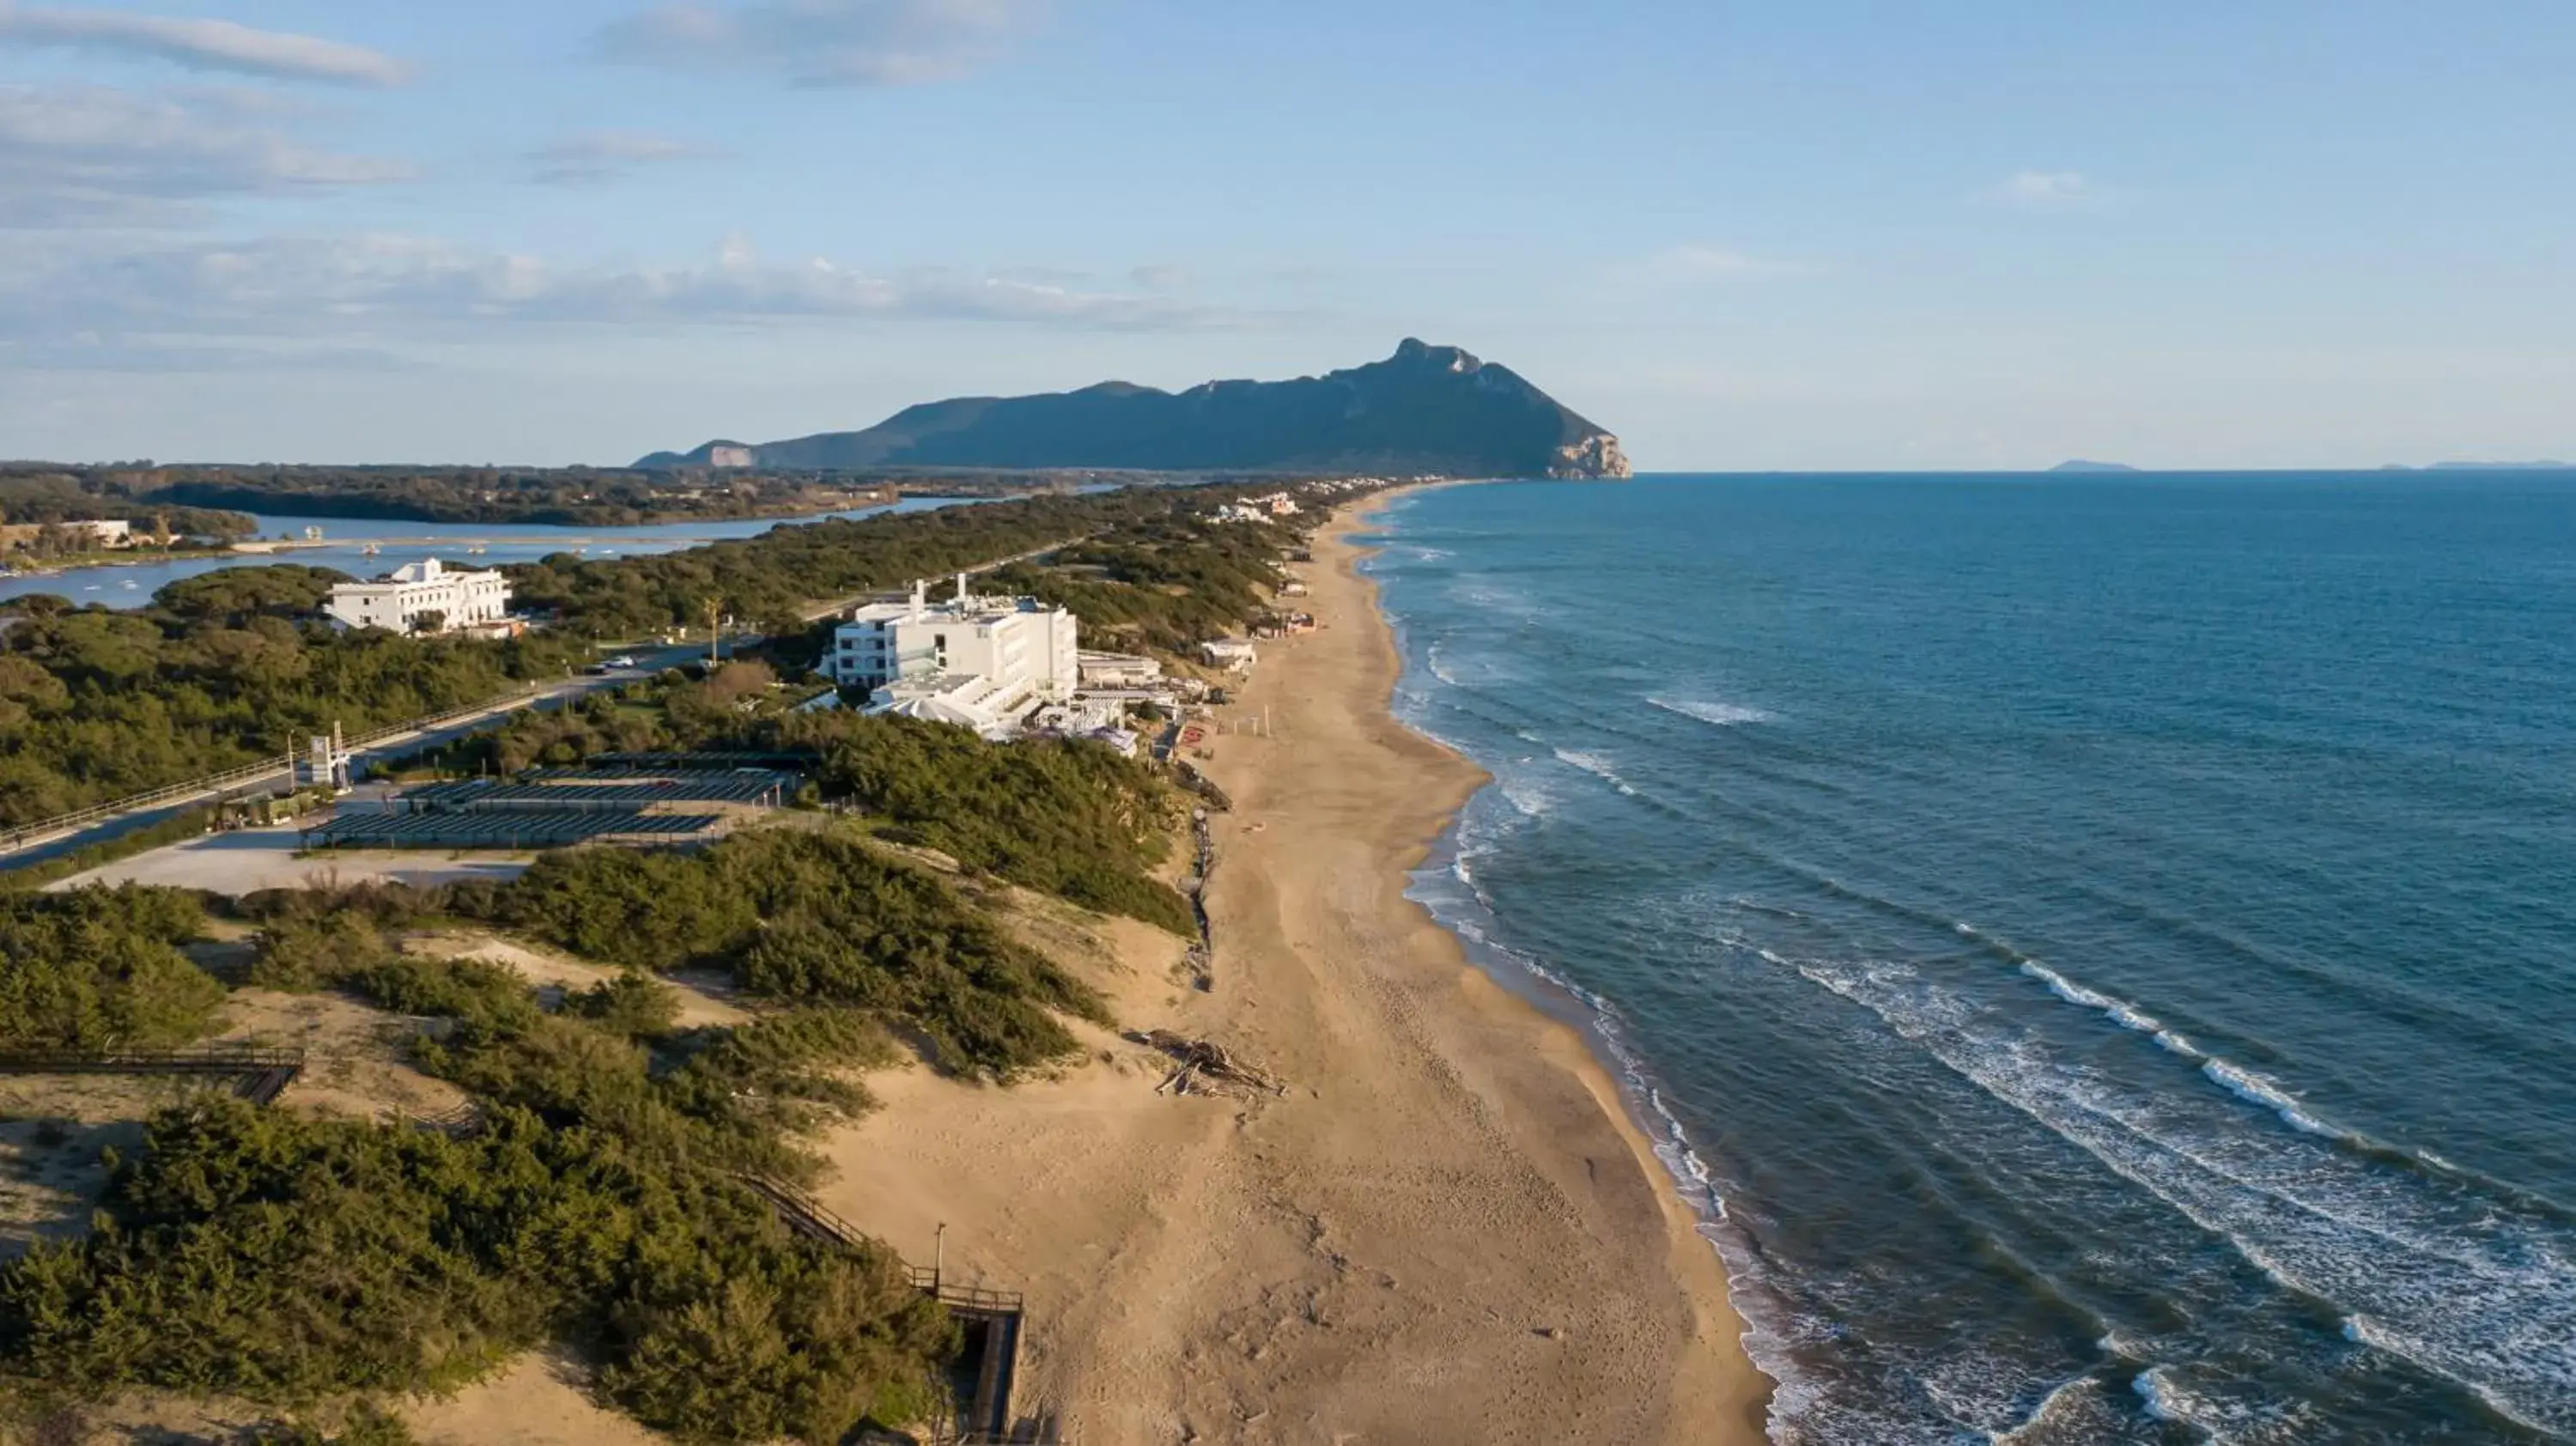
[[826, 577, 1078, 736], [324, 558, 511, 635]]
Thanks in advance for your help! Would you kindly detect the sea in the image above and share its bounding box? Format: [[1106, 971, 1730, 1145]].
[[1361, 472, 2576, 1444]]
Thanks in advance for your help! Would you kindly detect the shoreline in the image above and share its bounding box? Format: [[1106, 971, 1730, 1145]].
[[806, 485, 1770, 1443], [1327, 489, 1776, 1436]]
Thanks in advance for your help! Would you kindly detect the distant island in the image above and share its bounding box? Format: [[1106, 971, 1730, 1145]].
[[636, 339, 1632, 480], [2048, 459, 2142, 474]]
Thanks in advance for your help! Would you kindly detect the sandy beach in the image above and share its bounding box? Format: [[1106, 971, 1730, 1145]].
[[817, 494, 1771, 1444]]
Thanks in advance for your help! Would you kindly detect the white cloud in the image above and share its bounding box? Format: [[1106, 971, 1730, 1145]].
[[1625, 245, 1813, 284], [1661, 245, 1796, 276], [0, 234, 1243, 352], [598, 0, 1041, 86], [1986, 169, 2099, 209], [0, 5, 410, 86], [0, 84, 410, 228], [526, 130, 715, 186]]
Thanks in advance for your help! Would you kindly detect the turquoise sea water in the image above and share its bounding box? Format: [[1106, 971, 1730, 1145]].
[[1362, 474, 2576, 1443]]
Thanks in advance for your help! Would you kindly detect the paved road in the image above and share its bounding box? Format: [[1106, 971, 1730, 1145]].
[[0, 644, 699, 870]]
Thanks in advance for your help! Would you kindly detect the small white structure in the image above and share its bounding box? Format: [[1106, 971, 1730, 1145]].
[[708, 445, 755, 468], [827, 576, 1079, 737], [1078, 650, 1163, 687], [1201, 638, 1257, 671], [325, 557, 511, 635]]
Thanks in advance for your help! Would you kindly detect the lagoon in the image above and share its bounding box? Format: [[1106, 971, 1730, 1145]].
[[0, 496, 981, 611]]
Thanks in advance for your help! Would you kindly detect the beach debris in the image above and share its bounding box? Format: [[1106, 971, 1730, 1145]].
[[1139, 1029, 1286, 1098]]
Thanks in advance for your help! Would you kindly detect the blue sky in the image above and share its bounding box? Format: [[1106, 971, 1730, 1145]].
[[1, 0, 2569, 469]]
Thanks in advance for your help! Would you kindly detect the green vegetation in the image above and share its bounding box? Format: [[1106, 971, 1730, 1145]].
[[0, 469, 255, 548], [0, 886, 222, 1050], [505, 486, 1182, 639], [0, 886, 960, 1441], [985, 513, 1288, 655], [0, 480, 1329, 841], [0, 590, 579, 828], [477, 829, 1104, 1078], [28, 462, 890, 530], [788, 714, 1194, 933], [428, 676, 1196, 939], [0, 1097, 950, 1441]]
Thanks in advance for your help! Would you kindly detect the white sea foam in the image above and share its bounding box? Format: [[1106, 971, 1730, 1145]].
[[1649, 694, 1775, 726], [2010, 957, 2360, 1144], [2017, 960, 2196, 1052], [2129, 1366, 2185, 1424], [2199, 1060, 2338, 1139], [1787, 953, 2576, 1437], [1550, 746, 1639, 795], [1986, 1375, 2107, 1444]]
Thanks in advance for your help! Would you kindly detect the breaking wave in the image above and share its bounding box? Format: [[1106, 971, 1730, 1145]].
[[1649, 695, 1775, 726]]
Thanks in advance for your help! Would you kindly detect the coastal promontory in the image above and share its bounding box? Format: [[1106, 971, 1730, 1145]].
[[637, 340, 1632, 480]]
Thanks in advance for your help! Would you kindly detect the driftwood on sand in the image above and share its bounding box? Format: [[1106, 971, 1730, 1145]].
[[1139, 1029, 1286, 1098]]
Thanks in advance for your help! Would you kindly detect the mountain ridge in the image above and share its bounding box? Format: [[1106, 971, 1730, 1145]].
[[635, 340, 1631, 479]]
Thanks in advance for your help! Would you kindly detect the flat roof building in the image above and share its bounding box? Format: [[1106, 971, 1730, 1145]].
[[325, 557, 510, 635], [828, 576, 1078, 738]]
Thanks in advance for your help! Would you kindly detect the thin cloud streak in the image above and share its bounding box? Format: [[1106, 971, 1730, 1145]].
[[0, 84, 412, 230], [0, 234, 1255, 350], [1985, 169, 2102, 209], [598, 0, 1042, 86], [526, 131, 716, 186], [0, 4, 411, 86]]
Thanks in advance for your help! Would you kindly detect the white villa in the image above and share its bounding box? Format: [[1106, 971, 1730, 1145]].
[[324, 558, 511, 635], [827, 577, 1079, 737]]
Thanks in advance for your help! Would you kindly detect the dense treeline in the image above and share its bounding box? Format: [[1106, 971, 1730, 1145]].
[[0, 471, 255, 543], [0, 591, 579, 826], [0, 886, 221, 1050], [469, 829, 1105, 1077], [0, 463, 885, 530], [505, 486, 1200, 638], [986, 513, 1289, 655], [141, 472, 879, 530], [419, 661, 786, 775]]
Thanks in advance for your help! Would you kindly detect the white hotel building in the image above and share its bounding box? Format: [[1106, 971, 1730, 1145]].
[[324, 558, 512, 635], [827, 577, 1078, 736]]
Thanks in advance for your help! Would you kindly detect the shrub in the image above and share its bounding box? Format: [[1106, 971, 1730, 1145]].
[[781, 713, 1194, 934], [480, 830, 1103, 1078], [567, 971, 683, 1041], [0, 886, 222, 1050]]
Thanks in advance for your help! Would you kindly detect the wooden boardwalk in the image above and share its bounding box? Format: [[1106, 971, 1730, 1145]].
[[738, 1176, 1031, 1443], [0, 1045, 305, 1104]]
